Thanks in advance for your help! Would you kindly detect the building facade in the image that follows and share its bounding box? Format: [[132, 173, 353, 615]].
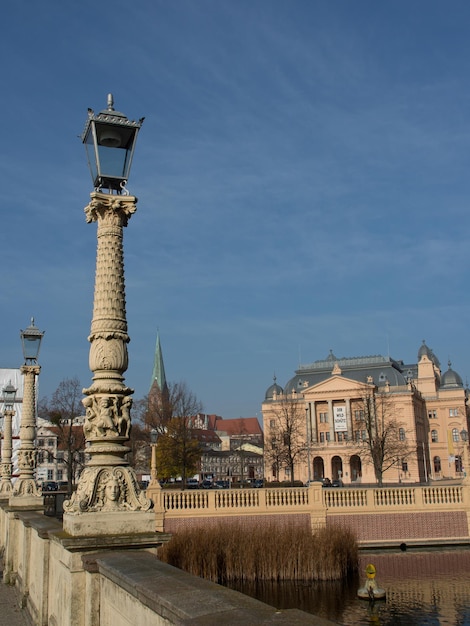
[[262, 343, 469, 485]]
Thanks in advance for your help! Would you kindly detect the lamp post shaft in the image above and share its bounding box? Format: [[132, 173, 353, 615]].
[[63, 192, 152, 534], [11, 365, 42, 502], [0, 408, 14, 495], [151, 444, 157, 482]]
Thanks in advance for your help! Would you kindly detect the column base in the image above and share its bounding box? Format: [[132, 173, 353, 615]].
[[63, 509, 156, 537], [9, 493, 44, 510]]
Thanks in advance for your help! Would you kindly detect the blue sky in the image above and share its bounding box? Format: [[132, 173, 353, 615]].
[[2, 1, 470, 418]]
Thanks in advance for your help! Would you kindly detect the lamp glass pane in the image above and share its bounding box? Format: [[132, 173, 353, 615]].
[[22, 336, 42, 360]]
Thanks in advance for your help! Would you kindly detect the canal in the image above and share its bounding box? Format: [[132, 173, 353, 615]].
[[227, 548, 470, 624]]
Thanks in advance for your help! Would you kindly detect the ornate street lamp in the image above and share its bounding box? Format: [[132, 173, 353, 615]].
[[0, 382, 17, 496], [63, 95, 153, 536], [21, 318, 44, 364], [11, 319, 44, 505], [461, 430, 469, 483], [149, 428, 160, 488], [82, 93, 144, 194], [305, 404, 312, 485]]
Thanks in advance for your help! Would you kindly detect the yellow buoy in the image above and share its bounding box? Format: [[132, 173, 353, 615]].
[[357, 563, 386, 600]]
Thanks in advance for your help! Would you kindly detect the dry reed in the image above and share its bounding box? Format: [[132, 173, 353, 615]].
[[158, 521, 358, 583]]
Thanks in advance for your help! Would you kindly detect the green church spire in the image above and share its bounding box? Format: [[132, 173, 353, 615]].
[[150, 331, 168, 394]]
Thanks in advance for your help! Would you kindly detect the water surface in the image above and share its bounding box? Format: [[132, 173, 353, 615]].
[[228, 549, 470, 625]]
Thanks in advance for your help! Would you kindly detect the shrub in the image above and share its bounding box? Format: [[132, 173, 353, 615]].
[[158, 520, 358, 583]]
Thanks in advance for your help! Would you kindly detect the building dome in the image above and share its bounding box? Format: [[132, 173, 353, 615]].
[[441, 361, 463, 389], [418, 340, 440, 367], [265, 376, 283, 400]]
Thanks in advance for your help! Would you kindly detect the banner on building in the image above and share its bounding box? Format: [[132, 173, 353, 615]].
[[334, 406, 347, 432]]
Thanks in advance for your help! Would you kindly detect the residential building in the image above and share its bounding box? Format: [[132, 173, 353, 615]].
[[262, 342, 469, 485]]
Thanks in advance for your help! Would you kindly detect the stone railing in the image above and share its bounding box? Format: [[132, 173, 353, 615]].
[[154, 483, 466, 515], [161, 486, 312, 512], [323, 484, 465, 511], [147, 482, 470, 543]]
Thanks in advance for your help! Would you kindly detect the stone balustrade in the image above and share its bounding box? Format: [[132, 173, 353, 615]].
[[147, 482, 470, 546]]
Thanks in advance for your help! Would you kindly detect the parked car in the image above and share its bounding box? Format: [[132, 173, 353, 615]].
[[253, 479, 264, 488], [322, 478, 332, 488], [42, 481, 58, 491], [186, 479, 199, 489], [214, 480, 229, 489], [331, 479, 343, 488], [201, 480, 213, 489]]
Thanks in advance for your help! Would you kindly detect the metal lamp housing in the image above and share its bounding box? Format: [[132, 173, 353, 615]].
[[150, 428, 159, 445], [20, 319, 44, 364], [2, 382, 17, 410], [82, 94, 144, 192]]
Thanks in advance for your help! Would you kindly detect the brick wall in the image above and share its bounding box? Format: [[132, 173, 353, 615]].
[[328, 511, 468, 541]]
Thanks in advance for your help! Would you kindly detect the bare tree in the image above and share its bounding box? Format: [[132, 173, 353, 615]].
[[38, 377, 86, 494], [264, 396, 306, 485], [144, 381, 202, 433], [141, 380, 203, 487], [354, 389, 411, 486]]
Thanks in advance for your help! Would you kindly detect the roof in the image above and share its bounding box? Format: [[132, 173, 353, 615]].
[[214, 417, 263, 437], [281, 353, 409, 395], [192, 429, 222, 445]]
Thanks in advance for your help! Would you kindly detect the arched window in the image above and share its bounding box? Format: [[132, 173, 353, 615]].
[[452, 428, 460, 442], [431, 430, 438, 443], [434, 456, 441, 473], [399, 428, 406, 441]]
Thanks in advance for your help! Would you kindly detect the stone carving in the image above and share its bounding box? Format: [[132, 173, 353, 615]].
[[63, 467, 152, 514], [83, 394, 132, 439], [17, 449, 36, 472]]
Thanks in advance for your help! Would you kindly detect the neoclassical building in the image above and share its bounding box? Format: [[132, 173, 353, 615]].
[[262, 342, 469, 485]]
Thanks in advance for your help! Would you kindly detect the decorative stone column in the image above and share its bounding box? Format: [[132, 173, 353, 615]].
[[63, 192, 154, 536], [10, 365, 43, 507], [0, 403, 14, 496]]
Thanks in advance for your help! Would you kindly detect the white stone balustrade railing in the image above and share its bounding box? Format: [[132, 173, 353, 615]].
[[150, 483, 468, 522]]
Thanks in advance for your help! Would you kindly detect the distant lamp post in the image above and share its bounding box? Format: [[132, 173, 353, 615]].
[[11, 319, 44, 505], [150, 428, 160, 488], [0, 381, 17, 495], [305, 404, 312, 484], [63, 95, 153, 536], [460, 430, 469, 484]]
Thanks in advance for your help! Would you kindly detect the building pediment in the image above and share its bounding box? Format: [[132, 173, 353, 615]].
[[304, 375, 373, 398]]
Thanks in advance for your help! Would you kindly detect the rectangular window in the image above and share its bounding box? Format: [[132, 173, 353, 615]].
[[319, 412, 328, 423], [361, 430, 367, 441], [47, 439, 54, 447], [428, 410, 437, 419], [354, 410, 365, 421], [47, 470, 53, 480], [449, 408, 459, 417], [401, 461, 408, 473], [269, 419, 275, 428], [326, 432, 331, 442], [355, 430, 360, 442], [337, 432, 343, 442], [319, 432, 325, 443], [38, 439, 44, 447]]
